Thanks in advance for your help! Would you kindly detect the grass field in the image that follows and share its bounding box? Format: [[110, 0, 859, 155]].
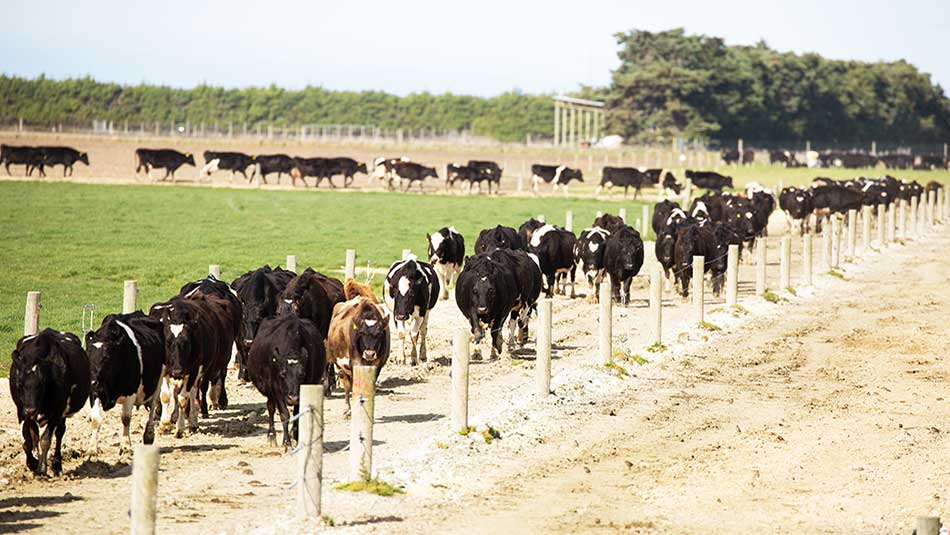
[[0, 182, 650, 373]]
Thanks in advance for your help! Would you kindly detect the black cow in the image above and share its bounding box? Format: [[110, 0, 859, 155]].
[[779, 187, 814, 235], [248, 314, 325, 449], [917, 156, 948, 170], [373, 157, 408, 190], [1, 144, 45, 176], [769, 150, 800, 167], [290, 156, 330, 188], [603, 225, 645, 305], [596, 167, 645, 198], [575, 227, 611, 302], [475, 225, 523, 254], [746, 185, 776, 237], [526, 224, 577, 298], [530, 164, 583, 194], [201, 151, 256, 182], [278, 269, 346, 338], [518, 218, 546, 249], [690, 192, 726, 223], [455, 253, 518, 359], [384, 257, 440, 364], [468, 160, 502, 194], [256, 154, 296, 184], [85, 312, 165, 454], [673, 224, 716, 298], [652, 200, 682, 236], [489, 248, 542, 347], [231, 265, 297, 380], [593, 213, 626, 233], [326, 157, 368, 187], [721, 148, 739, 165], [10, 329, 90, 475], [393, 161, 438, 192], [39, 146, 89, 177], [878, 154, 914, 170], [686, 170, 734, 191], [811, 184, 864, 216], [427, 227, 465, 300], [135, 148, 195, 181], [446, 163, 479, 192]]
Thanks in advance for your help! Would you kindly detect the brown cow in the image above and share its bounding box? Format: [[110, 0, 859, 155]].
[[326, 280, 391, 416]]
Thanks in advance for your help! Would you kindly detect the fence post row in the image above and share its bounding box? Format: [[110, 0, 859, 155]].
[[598, 278, 612, 365]]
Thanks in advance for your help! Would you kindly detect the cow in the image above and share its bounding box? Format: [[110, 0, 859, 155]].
[[134, 148, 196, 181], [518, 218, 546, 248], [373, 157, 409, 190], [639, 168, 675, 186], [878, 154, 914, 170], [769, 150, 796, 167], [488, 248, 542, 348], [446, 163, 479, 192], [575, 227, 611, 302], [231, 265, 297, 380], [38, 146, 89, 177], [722, 195, 759, 252], [247, 314, 325, 448], [326, 279, 391, 416], [530, 164, 583, 194], [779, 187, 814, 235], [85, 312, 165, 455], [427, 227, 465, 300], [721, 148, 739, 165], [742, 150, 755, 165], [455, 253, 519, 359], [1, 144, 45, 176], [474, 225, 523, 254], [200, 151, 255, 182], [393, 161, 438, 192], [926, 181, 945, 193], [746, 184, 776, 237], [685, 170, 734, 191], [468, 160, 502, 194], [9, 329, 90, 476], [596, 167, 645, 198], [690, 192, 726, 223], [278, 269, 346, 339], [810, 184, 864, 223], [527, 224, 577, 298], [384, 257, 440, 365], [673, 224, 716, 298], [917, 155, 948, 170], [290, 156, 330, 187], [602, 225, 645, 305], [325, 157, 367, 188], [256, 154, 296, 184], [652, 200, 682, 236], [593, 213, 626, 233]]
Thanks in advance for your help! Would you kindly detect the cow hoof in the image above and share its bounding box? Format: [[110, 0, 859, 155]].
[[267, 435, 277, 447], [143, 430, 155, 445], [175, 429, 184, 439], [342, 409, 351, 420]]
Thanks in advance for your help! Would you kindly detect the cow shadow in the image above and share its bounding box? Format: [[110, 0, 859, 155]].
[[324, 439, 386, 454], [376, 412, 443, 425], [340, 515, 404, 527], [0, 494, 81, 533], [69, 459, 132, 479], [159, 443, 238, 455], [378, 375, 427, 389]]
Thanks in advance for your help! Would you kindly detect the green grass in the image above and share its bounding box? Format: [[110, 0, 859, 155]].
[[335, 478, 405, 497], [0, 181, 649, 375], [827, 269, 850, 281], [698, 321, 721, 331], [761, 290, 782, 303], [481, 425, 501, 444], [603, 361, 630, 378], [645, 342, 667, 353]]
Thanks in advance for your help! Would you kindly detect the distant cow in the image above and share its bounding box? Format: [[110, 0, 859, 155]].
[[487, 248, 542, 348], [474, 225, 523, 254], [686, 170, 733, 191], [593, 213, 626, 233], [10, 329, 90, 475], [384, 257, 440, 365], [393, 161, 438, 192], [373, 156, 409, 190], [468, 160, 502, 194], [200, 151, 255, 182], [326, 280, 390, 415], [746, 184, 775, 237], [135, 148, 196, 181], [673, 224, 715, 298], [231, 265, 297, 380], [427, 227, 465, 300], [278, 269, 346, 338], [39, 146, 89, 177], [1, 144, 45, 176], [527, 224, 577, 297], [530, 164, 583, 194], [779, 187, 814, 235], [248, 314, 325, 449], [455, 253, 519, 359], [326, 157, 368, 187], [446, 163, 479, 192], [603, 225, 644, 305], [575, 227, 611, 302], [256, 154, 296, 184], [290, 156, 330, 187], [86, 312, 165, 454], [596, 167, 645, 198]]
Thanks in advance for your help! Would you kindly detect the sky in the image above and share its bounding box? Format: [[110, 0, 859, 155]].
[[2, 0, 948, 96]]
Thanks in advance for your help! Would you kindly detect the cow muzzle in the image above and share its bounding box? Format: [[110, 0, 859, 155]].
[[362, 350, 377, 360]]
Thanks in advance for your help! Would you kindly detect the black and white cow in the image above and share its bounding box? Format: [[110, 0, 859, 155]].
[[468, 160, 502, 194], [427, 227, 465, 300], [85, 312, 165, 454], [384, 257, 440, 365], [10, 329, 90, 475], [373, 156, 409, 190], [746, 183, 776, 237], [38, 146, 89, 177], [652, 200, 682, 236], [291, 156, 330, 187], [575, 227, 611, 302], [455, 253, 519, 359], [603, 225, 645, 305], [779, 187, 814, 235], [474, 225, 523, 254], [596, 167, 645, 198], [134, 148, 196, 181], [527, 224, 578, 298], [518, 218, 546, 249], [530, 164, 583, 194], [393, 161, 438, 192], [489, 248, 543, 348], [247, 314, 325, 449], [446, 163, 479, 192], [200, 151, 256, 182]]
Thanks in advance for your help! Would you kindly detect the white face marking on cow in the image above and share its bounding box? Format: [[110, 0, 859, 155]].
[[364, 319, 377, 326], [30, 364, 38, 373], [530, 224, 556, 248], [92, 342, 104, 349], [398, 276, 410, 296], [796, 195, 804, 202], [169, 324, 184, 338], [480, 276, 488, 281], [286, 359, 299, 364], [745, 212, 753, 219], [588, 242, 599, 253], [283, 299, 293, 304], [430, 232, 445, 252], [337, 357, 350, 368]]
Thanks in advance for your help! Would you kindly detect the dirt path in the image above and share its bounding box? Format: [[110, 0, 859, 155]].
[[0, 216, 947, 534]]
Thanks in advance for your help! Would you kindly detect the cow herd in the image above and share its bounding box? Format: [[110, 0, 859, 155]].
[[0, 144, 89, 177]]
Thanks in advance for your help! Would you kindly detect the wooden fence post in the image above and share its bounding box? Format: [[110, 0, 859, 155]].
[[565, 210, 573, 232], [286, 255, 297, 273], [598, 277, 612, 365], [123, 281, 137, 314], [755, 239, 767, 296], [915, 517, 940, 535], [297, 385, 324, 519], [642, 205, 650, 239], [862, 206, 871, 252], [24, 291, 40, 336], [209, 264, 221, 279], [822, 224, 832, 270], [847, 209, 857, 258], [349, 366, 375, 481], [897, 201, 907, 241], [452, 329, 469, 430], [536, 299, 552, 395], [886, 202, 896, 244], [344, 249, 356, 280], [911, 196, 919, 237], [692, 255, 704, 323], [877, 204, 886, 245], [725, 244, 739, 307], [650, 265, 662, 345], [780, 237, 791, 290], [619, 208, 627, 223], [803, 234, 813, 286], [131, 445, 160, 535], [831, 217, 841, 268]]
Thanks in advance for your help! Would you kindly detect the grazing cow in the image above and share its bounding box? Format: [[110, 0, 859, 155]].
[[85, 312, 165, 454], [134, 149, 195, 181], [468, 160, 502, 194], [742, 150, 755, 165], [256, 154, 296, 184], [384, 257, 440, 365], [231, 265, 297, 380], [530, 164, 583, 194], [39, 146, 89, 177], [247, 314, 325, 448], [779, 187, 814, 235], [325, 157, 367, 187], [200, 151, 255, 182], [652, 200, 682, 235], [446, 163, 479, 192], [527, 224, 577, 298], [639, 168, 674, 186], [1, 144, 45, 176], [488, 248, 542, 347], [593, 213, 626, 233], [278, 269, 346, 338], [326, 280, 391, 416], [290, 157, 331, 188], [602, 225, 645, 305], [596, 167, 645, 198], [10, 329, 90, 476], [518, 218, 546, 248], [685, 170, 734, 191], [769, 150, 796, 166], [474, 225, 523, 254], [455, 253, 519, 359], [427, 227, 465, 300], [393, 161, 438, 192], [575, 227, 612, 302]]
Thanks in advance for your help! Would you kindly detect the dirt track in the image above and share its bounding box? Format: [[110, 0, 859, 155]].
[[1, 212, 948, 534]]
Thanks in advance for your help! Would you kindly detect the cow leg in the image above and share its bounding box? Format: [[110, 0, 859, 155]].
[[328, 177, 337, 188], [544, 273, 555, 298], [199, 378, 211, 417], [51, 420, 66, 476], [143, 387, 162, 445], [345, 174, 354, 188], [217, 376, 228, 409], [506, 312, 518, 352], [22, 420, 39, 472], [266, 399, 277, 447], [278, 401, 292, 450], [119, 395, 135, 454], [490, 321, 504, 360], [532, 176, 540, 195], [36, 420, 54, 476], [622, 276, 632, 306], [63, 166, 68, 178], [159, 376, 175, 433], [435, 264, 449, 300], [176, 385, 189, 438], [291, 403, 300, 443], [570, 267, 577, 298], [342, 377, 353, 418], [88, 397, 104, 457], [419, 315, 429, 362]]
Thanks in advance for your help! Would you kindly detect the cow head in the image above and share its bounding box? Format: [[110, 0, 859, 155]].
[[85, 319, 132, 410], [387, 262, 428, 322], [471, 274, 496, 317], [357, 163, 368, 174], [155, 304, 197, 379], [11, 336, 64, 422], [269, 339, 309, 405], [614, 229, 641, 271], [424, 166, 439, 179], [184, 153, 196, 166], [561, 167, 583, 183], [656, 229, 677, 268], [576, 228, 609, 273], [79, 152, 89, 165], [354, 307, 389, 361]]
